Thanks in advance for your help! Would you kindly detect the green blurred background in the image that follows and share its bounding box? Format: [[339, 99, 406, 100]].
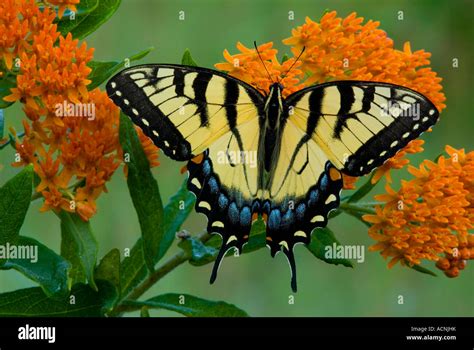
[[1, 0, 473, 316]]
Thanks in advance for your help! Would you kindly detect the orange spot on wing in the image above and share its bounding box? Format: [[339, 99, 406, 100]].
[[191, 153, 204, 164], [262, 213, 268, 223], [180, 165, 188, 174], [329, 167, 342, 181], [252, 213, 259, 222]]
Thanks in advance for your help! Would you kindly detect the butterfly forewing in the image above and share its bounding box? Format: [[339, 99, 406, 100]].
[[285, 81, 439, 176], [106, 64, 264, 161]]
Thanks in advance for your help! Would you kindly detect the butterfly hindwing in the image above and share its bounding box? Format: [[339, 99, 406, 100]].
[[286, 81, 439, 176], [106, 64, 264, 161]]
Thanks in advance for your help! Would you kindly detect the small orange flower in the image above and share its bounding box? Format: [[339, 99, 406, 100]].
[[364, 146, 474, 277]]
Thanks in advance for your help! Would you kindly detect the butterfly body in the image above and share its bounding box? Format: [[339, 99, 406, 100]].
[[107, 64, 439, 292]]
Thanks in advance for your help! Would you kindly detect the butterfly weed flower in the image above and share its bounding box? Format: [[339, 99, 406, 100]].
[[2, 0, 159, 221], [363, 146, 474, 277]]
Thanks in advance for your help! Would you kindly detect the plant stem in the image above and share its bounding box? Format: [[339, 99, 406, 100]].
[[339, 202, 376, 215], [110, 231, 212, 316]]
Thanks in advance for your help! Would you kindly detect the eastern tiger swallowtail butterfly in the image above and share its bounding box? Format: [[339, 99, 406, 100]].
[[106, 63, 439, 292]]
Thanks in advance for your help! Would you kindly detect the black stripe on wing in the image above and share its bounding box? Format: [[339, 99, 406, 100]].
[[286, 81, 440, 177]]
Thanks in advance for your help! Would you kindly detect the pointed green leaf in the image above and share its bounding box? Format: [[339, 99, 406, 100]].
[[59, 211, 98, 290], [158, 179, 195, 261], [307, 227, 354, 267], [69, 0, 121, 39], [347, 173, 377, 203], [409, 263, 438, 277], [124, 293, 249, 317], [181, 49, 198, 66], [0, 281, 116, 317], [88, 47, 154, 90], [0, 165, 33, 257], [119, 113, 163, 272], [119, 239, 147, 298], [95, 248, 121, 292], [1, 236, 70, 297], [0, 73, 16, 109], [55, 0, 99, 36], [281, 53, 290, 63]]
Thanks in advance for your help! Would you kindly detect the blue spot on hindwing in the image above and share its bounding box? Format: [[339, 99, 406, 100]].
[[218, 194, 228, 210], [228, 202, 239, 225], [240, 207, 251, 226], [268, 209, 281, 230], [202, 160, 211, 176], [296, 203, 306, 220], [208, 176, 218, 193]]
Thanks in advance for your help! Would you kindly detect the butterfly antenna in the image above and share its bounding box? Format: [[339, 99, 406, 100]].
[[281, 46, 306, 80], [254, 41, 274, 83]]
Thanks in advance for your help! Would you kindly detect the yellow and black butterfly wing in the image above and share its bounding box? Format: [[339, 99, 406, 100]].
[[107, 64, 265, 284], [106, 64, 264, 161], [265, 81, 439, 290], [187, 116, 262, 283], [262, 118, 343, 291], [286, 80, 439, 176]]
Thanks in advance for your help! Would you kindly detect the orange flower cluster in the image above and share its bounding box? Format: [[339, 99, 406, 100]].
[[1, 0, 159, 220], [363, 146, 474, 277], [216, 11, 446, 183]]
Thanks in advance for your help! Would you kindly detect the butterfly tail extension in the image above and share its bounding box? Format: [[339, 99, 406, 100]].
[[187, 150, 253, 284], [264, 161, 343, 291]]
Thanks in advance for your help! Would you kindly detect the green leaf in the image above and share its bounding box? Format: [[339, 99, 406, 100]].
[[1, 236, 70, 297], [0, 281, 117, 317], [178, 237, 217, 266], [119, 181, 195, 298], [181, 49, 198, 66], [87, 47, 154, 90], [409, 263, 438, 277], [59, 211, 98, 290], [183, 219, 267, 266], [140, 306, 150, 317], [307, 227, 354, 267], [69, 0, 122, 39], [119, 113, 164, 272], [347, 173, 378, 203], [158, 179, 195, 261], [281, 54, 290, 63], [0, 73, 16, 109], [95, 248, 121, 292], [55, 0, 99, 36], [119, 239, 147, 298], [125, 293, 249, 317], [0, 109, 4, 138], [0, 165, 33, 259]]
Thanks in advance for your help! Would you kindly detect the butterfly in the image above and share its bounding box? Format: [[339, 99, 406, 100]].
[[106, 62, 439, 292]]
